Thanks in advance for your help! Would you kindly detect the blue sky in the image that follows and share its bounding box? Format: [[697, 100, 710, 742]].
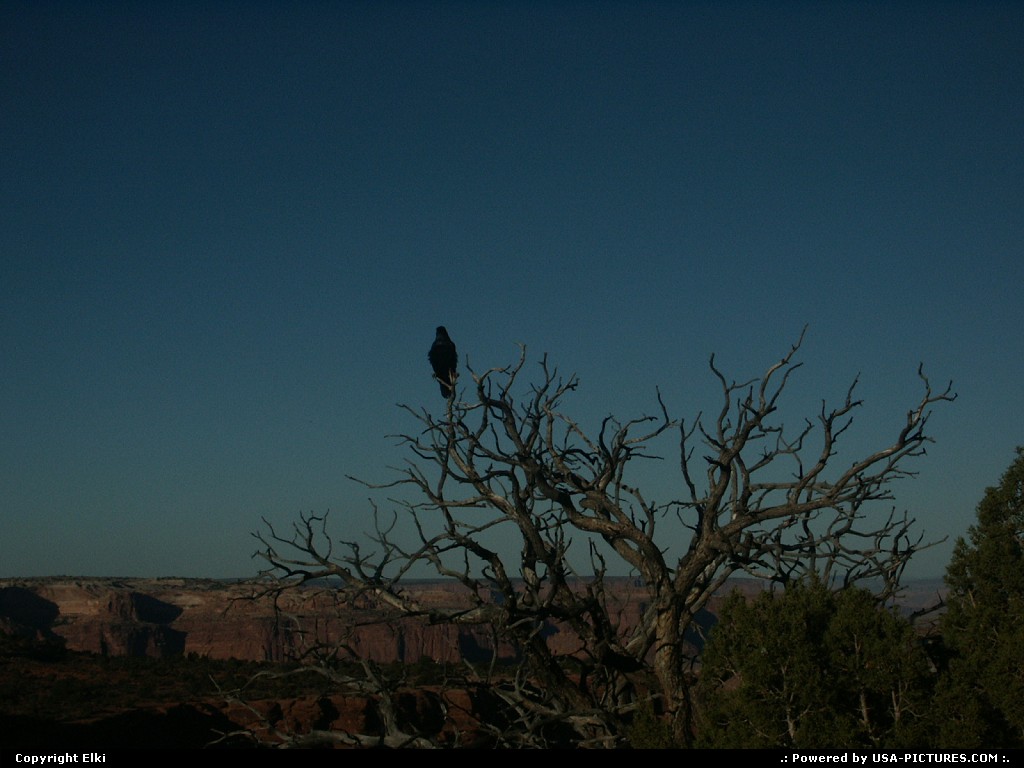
[[2, 1, 1021, 581]]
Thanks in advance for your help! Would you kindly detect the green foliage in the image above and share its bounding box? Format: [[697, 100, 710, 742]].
[[936, 447, 1024, 748], [695, 578, 933, 748], [626, 700, 678, 749]]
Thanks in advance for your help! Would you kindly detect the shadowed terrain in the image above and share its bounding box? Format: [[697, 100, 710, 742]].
[[0, 576, 945, 749]]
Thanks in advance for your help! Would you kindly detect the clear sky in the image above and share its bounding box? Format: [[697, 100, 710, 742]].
[[2, 1, 1021, 581]]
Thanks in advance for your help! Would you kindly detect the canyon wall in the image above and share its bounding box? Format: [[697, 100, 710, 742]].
[[0, 577, 618, 662], [0, 576, 943, 663]]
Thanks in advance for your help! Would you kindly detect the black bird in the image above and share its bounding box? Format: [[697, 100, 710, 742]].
[[428, 326, 458, 399]]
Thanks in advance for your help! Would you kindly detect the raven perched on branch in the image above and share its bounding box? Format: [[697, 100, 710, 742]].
[[428, 326, 458, 399]]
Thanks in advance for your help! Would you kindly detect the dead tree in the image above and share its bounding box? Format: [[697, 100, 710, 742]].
[[252, 330, 955, 746]]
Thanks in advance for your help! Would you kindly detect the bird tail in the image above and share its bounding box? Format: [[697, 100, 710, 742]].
[[437, 371, 456, 399]]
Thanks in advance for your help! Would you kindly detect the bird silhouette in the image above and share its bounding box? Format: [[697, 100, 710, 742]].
[[428, 326, 458, 399]]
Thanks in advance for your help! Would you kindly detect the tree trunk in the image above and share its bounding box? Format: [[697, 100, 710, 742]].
[[651, 598, 693, 746]]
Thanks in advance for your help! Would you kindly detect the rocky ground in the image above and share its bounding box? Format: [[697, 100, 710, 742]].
[[1, 632, 509, 749]]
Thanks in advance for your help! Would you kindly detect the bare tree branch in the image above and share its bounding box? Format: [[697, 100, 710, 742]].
[[249, 332, 955, 746]]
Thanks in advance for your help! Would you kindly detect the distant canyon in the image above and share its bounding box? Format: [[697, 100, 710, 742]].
[[0, 576, 946, 663]]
